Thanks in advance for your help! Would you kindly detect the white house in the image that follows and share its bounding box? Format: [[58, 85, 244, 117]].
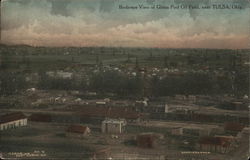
[[0, 112, 27, 131], [164, 104, 169, 113], [101, 119, 126, 134], [46, 71, 73, 79]]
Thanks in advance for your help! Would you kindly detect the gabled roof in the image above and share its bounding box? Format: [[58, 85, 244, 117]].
[[137, 133, 155, 148], [199, 136, 232, 147], [66, 125, 90, 134], [224, 122, 245, 132], [0, 112, 26, 124]]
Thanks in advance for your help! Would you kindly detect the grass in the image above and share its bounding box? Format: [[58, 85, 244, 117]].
[[0, 139, 93, 158], [0, 124, 94, 159], [0, 126, 47, 137]]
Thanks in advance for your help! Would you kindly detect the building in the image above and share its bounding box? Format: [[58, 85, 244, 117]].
[[175, 95, 187, 100], [95, 101, 106, 106], [46, 71, 73, 79], [230, 102, 247, 110], [66, 124, 91, 138], [0, 112, 27, 131], [136, 133, 156, 148], [187, 95, 196, 103], [171, 127, 183, 136], [137, 103, 169, 114], [90, 148, 111, 160], [164, 104, 169, 113], [196, 136, 234, 153], [101, 119, 126, 134], [224, 122, 245, 135], [218, 101, 248, 111], [236, 127, 249, 139]]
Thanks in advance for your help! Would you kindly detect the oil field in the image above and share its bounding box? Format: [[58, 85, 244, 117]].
[[0, 45, 249, 160]]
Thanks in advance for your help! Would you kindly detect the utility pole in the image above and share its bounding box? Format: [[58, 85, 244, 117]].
[[0, 0, 2, 68], [95, 54, 99, 64], [0, 0, 2, 43], [230, 49, 242, 98], [135, 56, 139, 69]]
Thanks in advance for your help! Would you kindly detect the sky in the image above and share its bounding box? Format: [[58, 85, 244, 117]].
[[1, 0, 250, 49]]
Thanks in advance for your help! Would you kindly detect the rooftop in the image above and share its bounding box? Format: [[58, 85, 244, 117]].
[[199, 136, 232, 147], [0, 112, 27, 124], [66, 125, 90, 134], [224, 122, 245, 132], [102, 119, 126, 124]]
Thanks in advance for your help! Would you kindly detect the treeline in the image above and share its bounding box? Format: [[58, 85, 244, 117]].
[[37, 70, 248, 97], [0, 71, 27, 95], [153, 72, 248, 96], [37, 71, 143, 96], [0, 70, 248, 97], [37, 72, 74, 90], [89, 71, 143, 96]]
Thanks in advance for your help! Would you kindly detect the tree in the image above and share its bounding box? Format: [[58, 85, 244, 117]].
[[37, 71, 73, 90], [89, 71, 143, 96], [0, 71, 27, 95]]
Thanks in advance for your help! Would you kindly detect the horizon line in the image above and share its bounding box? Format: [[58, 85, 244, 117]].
[[1, 42, 249, 50]]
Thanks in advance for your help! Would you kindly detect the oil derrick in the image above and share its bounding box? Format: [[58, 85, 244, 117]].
[[0, 2, 2, 68], [96, 54, 99, 64], [0, 0, 1, 43], [143, 70, 152, 97], [149, 52, 152, 59], [127, 53, 130, 62], [24, 57, 31, 73], [203, 49, 208, 63], [229, 50, 242, 97], [164, 56, 168, 67], [135, 56, 139, 69], [95, 53, 103, 70], [112, 49, 115, 56], [148, 51, 153, 61], [0, 54, 2, 69]]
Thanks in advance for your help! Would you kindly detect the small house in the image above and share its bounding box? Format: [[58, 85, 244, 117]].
[[197, 136, 234, 153], [187, 95, 196, 103], [224, 122, 245, 135], [136, 133, 155, 148], [164, 104, 169, 113], [96, 101, 106, 106], [171, 127, 183, 136], [66, 124, 91, 138], [90, 148, 111, 160], [175, 95, 186, 100], [101, 119, 126, 134]]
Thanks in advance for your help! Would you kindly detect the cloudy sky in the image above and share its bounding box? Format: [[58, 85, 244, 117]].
[[1, 0, 250, 49]]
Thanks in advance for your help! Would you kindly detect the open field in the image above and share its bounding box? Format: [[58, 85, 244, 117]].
[[1, 120, 248, 160]]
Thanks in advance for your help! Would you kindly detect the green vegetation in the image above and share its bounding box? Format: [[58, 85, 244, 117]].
[[89, 71, 143, 96], [0, 45, 249, 97], [0, 71, 27, 95]]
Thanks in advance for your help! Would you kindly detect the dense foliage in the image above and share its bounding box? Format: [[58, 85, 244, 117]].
[[0, 72, 27, 95]]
